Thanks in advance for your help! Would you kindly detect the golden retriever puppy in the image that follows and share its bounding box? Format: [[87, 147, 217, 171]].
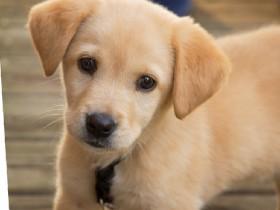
[[28, 0, 280, 210]]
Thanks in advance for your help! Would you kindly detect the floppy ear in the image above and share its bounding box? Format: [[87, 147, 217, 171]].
[[28, 0, 96, 76], [172, 17, 231, 119]]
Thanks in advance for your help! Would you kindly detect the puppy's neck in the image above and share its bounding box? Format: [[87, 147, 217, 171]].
[[128, 105, 209, 165]]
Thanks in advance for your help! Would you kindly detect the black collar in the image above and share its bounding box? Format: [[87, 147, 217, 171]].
[[95, 158, 122, 209]]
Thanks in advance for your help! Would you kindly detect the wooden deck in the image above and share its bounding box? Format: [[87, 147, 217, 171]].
[[1, 0, 280, 210]]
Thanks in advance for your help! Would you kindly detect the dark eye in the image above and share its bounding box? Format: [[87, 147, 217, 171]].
[[136, 75, 157, 92], [78, 57, 97, 74]]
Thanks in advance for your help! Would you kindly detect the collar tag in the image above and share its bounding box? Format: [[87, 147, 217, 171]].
[[99, 199, 114, 210]]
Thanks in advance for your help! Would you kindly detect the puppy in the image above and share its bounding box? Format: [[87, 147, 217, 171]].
[[28, 0, 280, 210]]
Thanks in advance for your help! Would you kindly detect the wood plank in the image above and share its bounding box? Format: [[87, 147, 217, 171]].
[[229, 181, 275, 194], [8, 194, 52, 210], [205, 194, 277, 210], [3, 92, 63, 139], [6, 140, 56, 193], [6, 139, 56, 166], [7, 166, 55, 192], [0, 1, 41, 20], [1, 56, 62, 93], [0, 26, 34, 56], [7, 193, 277, 210], [0, 0, 41, 7], [190, 0, 280, 36]]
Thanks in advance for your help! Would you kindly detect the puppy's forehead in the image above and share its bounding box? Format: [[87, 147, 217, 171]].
[[91, 0, 176, 39], [70, 0, 176, 67]]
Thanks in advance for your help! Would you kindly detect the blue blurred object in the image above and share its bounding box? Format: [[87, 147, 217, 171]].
[[153, 0, 192, 16]]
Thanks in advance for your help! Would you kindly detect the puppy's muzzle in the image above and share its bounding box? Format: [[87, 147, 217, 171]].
[[85, 112, 117, 148]]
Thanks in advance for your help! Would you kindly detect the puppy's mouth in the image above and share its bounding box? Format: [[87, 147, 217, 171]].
[[84, 137, 112, 149]]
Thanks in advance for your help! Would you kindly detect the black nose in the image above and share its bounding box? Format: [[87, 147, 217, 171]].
[[86, 113, 117, 138]]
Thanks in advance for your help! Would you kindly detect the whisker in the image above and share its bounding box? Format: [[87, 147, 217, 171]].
[[41, 117, 63, 130], [37, 114, 63, 122]]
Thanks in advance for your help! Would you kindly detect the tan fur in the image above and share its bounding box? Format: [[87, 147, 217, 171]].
[[28, 0, 280, 210], [28, 0, 98, 76], [173, 18, 230, 118]]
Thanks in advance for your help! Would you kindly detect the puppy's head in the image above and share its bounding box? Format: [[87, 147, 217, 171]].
[[28, 0, 230, 151]]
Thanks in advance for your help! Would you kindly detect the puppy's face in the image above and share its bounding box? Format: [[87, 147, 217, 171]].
[[28, 0, 230, 151], [63, 6, 174, 149]]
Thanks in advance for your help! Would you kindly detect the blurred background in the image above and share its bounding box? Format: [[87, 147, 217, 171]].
[[1, 0, 280, 210]]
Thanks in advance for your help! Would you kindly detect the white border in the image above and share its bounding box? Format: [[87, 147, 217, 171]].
[[0, 62, 10, 210]]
